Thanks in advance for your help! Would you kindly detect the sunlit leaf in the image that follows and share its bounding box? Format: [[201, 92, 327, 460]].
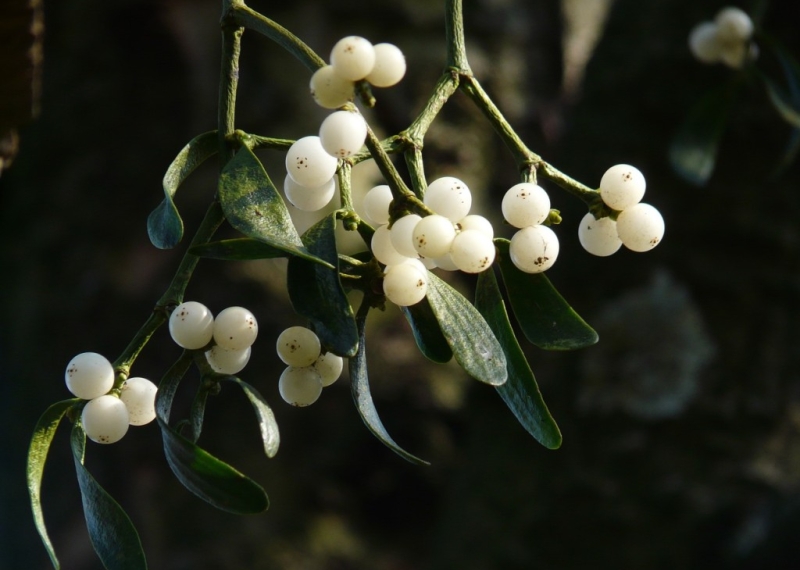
[[71, 423, 147, 570], [223, 377, 280, 458], [350, 306, 429, 465], [287, 214, 358, 357], [148, 130, 218, 249], [158, 418, 269, 514], [495, 239, 597, 351], [218, 145, 330, 267], [669, 86, 734, 185], [189, 238, 289, 260], [27, 398, 80, 569], [424, 272, 507, 386], [401, 299, 453, 364], [475, 270, 562, 449]]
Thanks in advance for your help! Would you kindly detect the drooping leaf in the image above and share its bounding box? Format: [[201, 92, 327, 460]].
[[669, 86, 734, 185], [495, 239, 597, 351], [223, 377, 280, 458], [155, 353, 268, 513], [70, 423, 147, 570], [27, 398, 81, 569], [148, 130, 218, 249], [287, 213, 359, 357], [189, 238, 289, 261], [158, 418, 269, 514], [218, 145, 330, 267], [475, 270, 562, 449], [401, 299, 453, 364], [763, 37, 800, 173], [424, 272, 507, 386], [350, 306, 429, 465], [761, 72, 800, 129]]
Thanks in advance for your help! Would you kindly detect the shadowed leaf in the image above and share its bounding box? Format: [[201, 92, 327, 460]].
[[401, 298, 453, 364], [189, 238, 289, 260], [223, 377, 280, 458], [476, 269, 562, 449], [350, 306, 429, 465], [287, 214, 358, 357], [669, 87, 734, 186], [495, 239, 597, 350], [27, 398, 81, 569], [71, 423, 147, 570], [148, 130, 218, 249]]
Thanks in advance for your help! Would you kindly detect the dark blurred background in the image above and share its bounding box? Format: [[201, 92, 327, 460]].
[[3, 0, 800, 568]]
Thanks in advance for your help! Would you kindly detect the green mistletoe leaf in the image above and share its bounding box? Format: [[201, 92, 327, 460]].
[[475, 269, 562, 449], [495, 239, 597, 351]]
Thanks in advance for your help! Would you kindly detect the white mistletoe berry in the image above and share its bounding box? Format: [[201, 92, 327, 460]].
[[615, 203, 665, 252], [383, 259, 428, 306], [578, 213, 623, 257], [319, 110, 367, 159], [315, 352, 344, 387], [501, 183, 551, 228], [119, 377, 158, 426], [412, 214, 457, 259], [213, 306, 258, 351], [509, 225, 560, 273], [283, 174, 336, 212], [424, 177, 472, 222], [599, 164, 646, 211], [82, 395, 129, 444], [205, 346, 252, 375], [389, 214, 422, 259], [279, 366, 323, 406], [363, 184, 393, 226], [449, 229, 496, 273], [276, 326, 321, 368], [65, 352, 115, 400], [330, 36, 376, 81], [169, 301, 214, 350], [286, 136, 339, 188], [365, 43, 406, 87], [310, 65, 354, 109]]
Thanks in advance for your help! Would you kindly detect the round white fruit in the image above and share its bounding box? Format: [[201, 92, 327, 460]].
[[119, 377, 158, 426], [81, 395, 129, 444], [424, 177, 472, 222], [169, 301, 214, 350], [319, 110, 367, 159], [315, 352, 344, 387], [276, 326, 321, 368], [279, 366, 323, 406], [205, 346, 252, 375], [689, 22, 722, 64], [365, 43, 406, 87], [615, 203, 665, 252], [509, 225, 560, 273], [456, 214, 494, 240], [389, 214, 422, 258], [363, 184, 394, 225], [599, 164, 646, 211], [371, 224, 410, 266], [715, 7, 753, 42], [383, 260, 428, 306], [449, 229, 496, 273], [412, 214, 456, 259], [330, 36, 376, 81], [65, 352, 115, 400], [309, 65, 354, 109], [213, 306, 258, 350], [578, 213, 623, 257], [285, 136, 339, 188], [284, 174, 336, 212], [501, 183, 551, 228]]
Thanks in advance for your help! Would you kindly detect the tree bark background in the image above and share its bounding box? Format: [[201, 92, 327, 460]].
[[3, 0, 800, 568]]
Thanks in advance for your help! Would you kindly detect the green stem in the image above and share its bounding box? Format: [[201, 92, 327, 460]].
[[404, 147, 427, 197], [218, 14, 243, 162], [402, 71, 460, 144], [445, 0, 471, 72], [231, 4, 325, 71]]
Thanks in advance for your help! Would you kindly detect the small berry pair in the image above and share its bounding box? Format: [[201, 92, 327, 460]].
[[276, 326, 343, 406], [503, 182, 560, 274]]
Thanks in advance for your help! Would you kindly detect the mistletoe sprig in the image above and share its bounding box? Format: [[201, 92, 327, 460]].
[[27, 1, 665, 568]]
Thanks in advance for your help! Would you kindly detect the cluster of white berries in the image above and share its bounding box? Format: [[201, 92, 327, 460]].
[[284, 37, 406, 213], [276, 326, 343, 406], [65, 352, 157, 444], [310, 36, 407, 109], [367, 177, 496, 306], [169, 301, 259, 375], [502, 182, 559, 274], [689, 6, 756, 69], [578, 164, 665, 257]]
